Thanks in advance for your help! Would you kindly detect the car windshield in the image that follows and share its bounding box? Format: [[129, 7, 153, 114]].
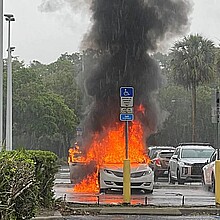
[[181, 148, 214, 158], [159, 152, 174, 159]]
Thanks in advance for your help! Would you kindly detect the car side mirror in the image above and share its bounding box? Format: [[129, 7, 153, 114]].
[[172, 155, 178, 160]]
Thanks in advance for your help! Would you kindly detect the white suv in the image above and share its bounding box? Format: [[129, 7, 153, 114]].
[[168, 143, 214, 184]]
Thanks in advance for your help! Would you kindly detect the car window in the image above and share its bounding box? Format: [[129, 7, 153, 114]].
[[159, 152, 174, 159], [151, 151, 158, 159], [210, 152, 217, 162], [181, 148, 214, 158]]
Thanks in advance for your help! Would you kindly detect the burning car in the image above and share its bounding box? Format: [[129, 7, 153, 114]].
[[99, 163, 154, 194]]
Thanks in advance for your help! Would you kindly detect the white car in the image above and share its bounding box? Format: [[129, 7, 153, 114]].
[[202, 150, 217, 193], [168, 143, 214, 184], [99, 163, 154, 194]]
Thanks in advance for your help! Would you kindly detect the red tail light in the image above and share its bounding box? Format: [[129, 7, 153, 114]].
[[154, 158, 161, 166]]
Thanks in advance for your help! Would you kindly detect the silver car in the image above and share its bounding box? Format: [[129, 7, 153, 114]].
[[99, 163, 154, 194], [202, 150, 217, 193], [168, 143, 214, 184]]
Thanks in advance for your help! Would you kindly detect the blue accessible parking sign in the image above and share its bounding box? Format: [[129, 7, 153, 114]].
[[120, 87, 134, 97], [120, 87, 134, 121], [120, 114, 134, 121]]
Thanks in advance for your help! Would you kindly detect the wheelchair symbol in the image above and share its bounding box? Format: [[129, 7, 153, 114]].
[[123, 89, 130, 96]]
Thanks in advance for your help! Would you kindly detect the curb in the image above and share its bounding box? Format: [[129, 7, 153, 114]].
[[32, 217, 64, 220], [61, 206, 220, 216], [32, 206, 220, 218]]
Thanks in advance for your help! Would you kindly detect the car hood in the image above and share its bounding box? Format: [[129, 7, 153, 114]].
[[180, 158, 208, 164], [100, 163, 151, 172]]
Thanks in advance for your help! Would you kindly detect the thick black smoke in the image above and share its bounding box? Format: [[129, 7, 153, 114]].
[[81, 0, 192, 141]]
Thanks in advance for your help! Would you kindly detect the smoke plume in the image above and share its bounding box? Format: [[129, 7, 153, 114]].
[[81, 0, 192, 142], [39, 0, 91, 13]]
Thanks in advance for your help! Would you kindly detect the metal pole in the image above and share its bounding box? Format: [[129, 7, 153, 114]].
[[6, 19, 11, 151], [215, 87, 220, 206], [0, 0, 3, 150], [5, 14, 15, 151], [123, 120, 130, 204], [217, 88, 219, 160], [125, 121, 129, 159]]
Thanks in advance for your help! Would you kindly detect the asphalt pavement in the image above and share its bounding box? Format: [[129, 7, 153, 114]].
[[31, 166, 220, 220]]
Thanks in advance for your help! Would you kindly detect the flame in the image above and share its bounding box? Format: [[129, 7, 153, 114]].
[[136, 104, 145, 115], [69, 106, 150, 193], [74, 172, 99, 193], [68, 146, 81, 163]]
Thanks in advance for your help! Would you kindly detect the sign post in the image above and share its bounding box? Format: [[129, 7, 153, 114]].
[[214, 88, 220, 207], [120, 87, 134, 204]]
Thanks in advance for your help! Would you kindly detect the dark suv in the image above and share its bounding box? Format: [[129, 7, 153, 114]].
[[151, 149, 175, 181]]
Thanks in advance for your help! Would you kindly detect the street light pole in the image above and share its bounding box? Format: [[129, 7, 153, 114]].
[[5, 14, 15, 151], [0, 0, 3, 150]]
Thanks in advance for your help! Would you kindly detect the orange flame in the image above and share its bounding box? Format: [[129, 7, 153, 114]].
[[69, 105, 150, 193]]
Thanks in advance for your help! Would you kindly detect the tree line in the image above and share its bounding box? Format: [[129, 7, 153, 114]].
[[2, 34, 220, 157]]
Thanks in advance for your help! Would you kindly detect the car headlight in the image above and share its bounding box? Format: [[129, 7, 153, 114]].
[[104, 169, 113, 174], [179, 162, 192, 167], [142, 170, 152, 175]]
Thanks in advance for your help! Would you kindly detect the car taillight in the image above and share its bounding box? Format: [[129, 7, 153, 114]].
[[154, 158, 161, 166]]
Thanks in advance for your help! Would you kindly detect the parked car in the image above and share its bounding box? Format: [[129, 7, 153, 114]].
[[168, 143, 214, 185], [151, 149, 175, 181], [99, 163, 154, 194], [148, 146, 175, 159], [202, 149, 217, 193]]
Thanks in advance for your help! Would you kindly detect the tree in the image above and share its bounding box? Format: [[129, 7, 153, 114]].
[[170, 34, 216, 142]]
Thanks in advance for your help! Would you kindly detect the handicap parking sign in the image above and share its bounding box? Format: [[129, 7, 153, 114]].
[[120, 87, 134, 97]]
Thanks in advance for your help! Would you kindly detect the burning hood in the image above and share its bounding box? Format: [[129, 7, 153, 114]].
[[101, 163, 151, 172]]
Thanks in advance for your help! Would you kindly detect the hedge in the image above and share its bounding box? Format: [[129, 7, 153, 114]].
[[0, 149, 59, 220]]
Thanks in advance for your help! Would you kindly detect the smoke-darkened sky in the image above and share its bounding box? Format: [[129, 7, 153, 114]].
[[4, 0, 220, 64]]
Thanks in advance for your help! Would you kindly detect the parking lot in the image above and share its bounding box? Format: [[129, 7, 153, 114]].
[[54, 167, 215, 207]]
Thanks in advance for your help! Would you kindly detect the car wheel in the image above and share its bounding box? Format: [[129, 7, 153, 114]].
[[168, 169, 175, 184], [177, 169, 184, 185], [143, 189, 153, 194], [99, 188, 107, 194], [211, 173, 215, 193]]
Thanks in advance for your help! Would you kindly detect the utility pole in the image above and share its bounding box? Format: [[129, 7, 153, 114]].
[[0, 0, 3, 151], [5, 14, 15, 151], [215, 87, 220, 207]]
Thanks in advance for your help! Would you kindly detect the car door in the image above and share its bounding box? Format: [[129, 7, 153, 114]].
[[169, 147, 180, 178], [206, 152, 216, 185]]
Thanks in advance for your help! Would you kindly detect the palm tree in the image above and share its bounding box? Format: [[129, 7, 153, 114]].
[[170, 34, 216, 142]]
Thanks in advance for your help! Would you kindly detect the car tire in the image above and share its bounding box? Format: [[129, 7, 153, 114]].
[[177, 169, 184, 185], [143, 189, 153, 194], [211, 173, 215, 193], [168, 169, 175, 184], [99, 188, 107, 194]]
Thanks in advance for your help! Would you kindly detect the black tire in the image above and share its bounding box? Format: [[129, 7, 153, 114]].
[[168, 169, 175, 184], [211, 173, 215, 193], [177, 169, 184, 185], [99, 188, 107, 194], [143, 189, 153, 194]]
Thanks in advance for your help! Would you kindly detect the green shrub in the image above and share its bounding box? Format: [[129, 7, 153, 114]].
[[0, 150, 38, 220], [27, 150, 59, 207], [0, 149, 59, 219]]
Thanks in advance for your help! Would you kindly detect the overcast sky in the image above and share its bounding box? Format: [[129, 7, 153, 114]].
[[3, 0, 220, 64]]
